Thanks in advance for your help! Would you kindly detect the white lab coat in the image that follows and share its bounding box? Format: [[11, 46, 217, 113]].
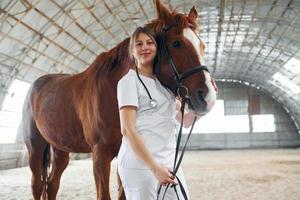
[[117, 69, 189, 200]]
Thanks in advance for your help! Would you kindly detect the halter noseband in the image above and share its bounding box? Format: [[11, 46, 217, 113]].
[[157, 23, 209, 99]]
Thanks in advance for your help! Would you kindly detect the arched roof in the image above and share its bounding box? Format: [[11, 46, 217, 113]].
[[0, 0, 299, 128]]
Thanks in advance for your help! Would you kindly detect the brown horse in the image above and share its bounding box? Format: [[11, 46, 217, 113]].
[[22, 0, 217, 199]]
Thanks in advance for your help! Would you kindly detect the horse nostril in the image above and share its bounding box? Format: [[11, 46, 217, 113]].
[[197, 89, 207, 97], [196, 89, 206, 103]]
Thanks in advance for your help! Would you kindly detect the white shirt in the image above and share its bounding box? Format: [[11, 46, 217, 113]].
[[117, 69, 177, 169]]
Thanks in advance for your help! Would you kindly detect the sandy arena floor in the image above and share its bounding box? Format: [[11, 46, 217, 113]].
[[1, 149, 300, 200]]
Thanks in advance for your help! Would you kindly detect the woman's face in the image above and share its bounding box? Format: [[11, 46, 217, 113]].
[[132, 33, 157, 67]]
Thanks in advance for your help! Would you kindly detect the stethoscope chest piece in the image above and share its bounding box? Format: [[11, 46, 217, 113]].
[[150, 99, 158, 108]]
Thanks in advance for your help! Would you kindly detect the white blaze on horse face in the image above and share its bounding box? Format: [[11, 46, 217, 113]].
[[183, 28, 217, 113], [183, 28, 203, 63]]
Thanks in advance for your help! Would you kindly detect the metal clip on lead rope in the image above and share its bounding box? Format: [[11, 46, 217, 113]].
[[177, 85, 189, 100]]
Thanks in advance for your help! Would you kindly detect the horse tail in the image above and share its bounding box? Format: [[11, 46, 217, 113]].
[[42, 143, 51, 200]]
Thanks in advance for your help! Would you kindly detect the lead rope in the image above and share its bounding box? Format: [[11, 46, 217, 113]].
[[157, 98, 197, 200]]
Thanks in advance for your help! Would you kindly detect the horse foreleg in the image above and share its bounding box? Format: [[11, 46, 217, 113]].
[[47, 148, 69, 200], [92, 144, 113, 200]]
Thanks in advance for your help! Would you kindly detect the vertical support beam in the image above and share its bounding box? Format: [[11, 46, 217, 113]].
[[213, 0, 226, 74], [0, 78, 12, 111], [0, 85, 5, 110], [247, 87, 254, 133]]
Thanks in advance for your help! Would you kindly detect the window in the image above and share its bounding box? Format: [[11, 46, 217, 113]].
[[225, 99, 248, 115], [0, 79, 31, 143], [252, 114, 275, 132], [183, 100, 250, 133], [182, 100, 275, 134]]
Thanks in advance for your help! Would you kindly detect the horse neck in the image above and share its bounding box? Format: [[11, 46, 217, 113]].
[[76, 38, 132, 130], [83, 38, 132, 86]]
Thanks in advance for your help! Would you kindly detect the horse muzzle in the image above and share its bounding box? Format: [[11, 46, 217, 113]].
[[188, 92, 207, 115], [187, 88, 217, 116]]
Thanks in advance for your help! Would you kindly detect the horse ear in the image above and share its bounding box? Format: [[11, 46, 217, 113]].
[[154, 0, 171, 21], [188, 6, 198, 22]]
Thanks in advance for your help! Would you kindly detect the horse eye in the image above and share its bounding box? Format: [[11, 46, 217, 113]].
[[172, 40, 181, 48]]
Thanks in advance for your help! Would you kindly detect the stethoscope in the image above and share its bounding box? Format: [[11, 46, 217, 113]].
[[135, 67, 158, 109]]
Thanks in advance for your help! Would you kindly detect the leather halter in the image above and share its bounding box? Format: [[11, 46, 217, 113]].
[[156, 24, 207, 200], [155, 23, 209, 99]]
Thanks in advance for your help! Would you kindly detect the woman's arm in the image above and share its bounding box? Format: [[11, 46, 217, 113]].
[[119, 106, 175, 185], [175, 99, 200, 128]]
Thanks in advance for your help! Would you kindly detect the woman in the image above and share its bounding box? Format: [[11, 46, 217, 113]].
[[117, 27, 195, 200]]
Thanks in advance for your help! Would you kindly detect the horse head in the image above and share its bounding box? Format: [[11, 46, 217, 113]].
[[147, 0, 218, 116]]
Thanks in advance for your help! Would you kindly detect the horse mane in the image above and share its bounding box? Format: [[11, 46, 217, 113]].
[[85, 38, 132, 76], [146, 10, 197, 36]]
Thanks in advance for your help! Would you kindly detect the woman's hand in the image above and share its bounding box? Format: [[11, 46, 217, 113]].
[[152, 165, 176, 185]]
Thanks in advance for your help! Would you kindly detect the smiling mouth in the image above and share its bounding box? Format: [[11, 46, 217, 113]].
[[140, 53, 151, 56]]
